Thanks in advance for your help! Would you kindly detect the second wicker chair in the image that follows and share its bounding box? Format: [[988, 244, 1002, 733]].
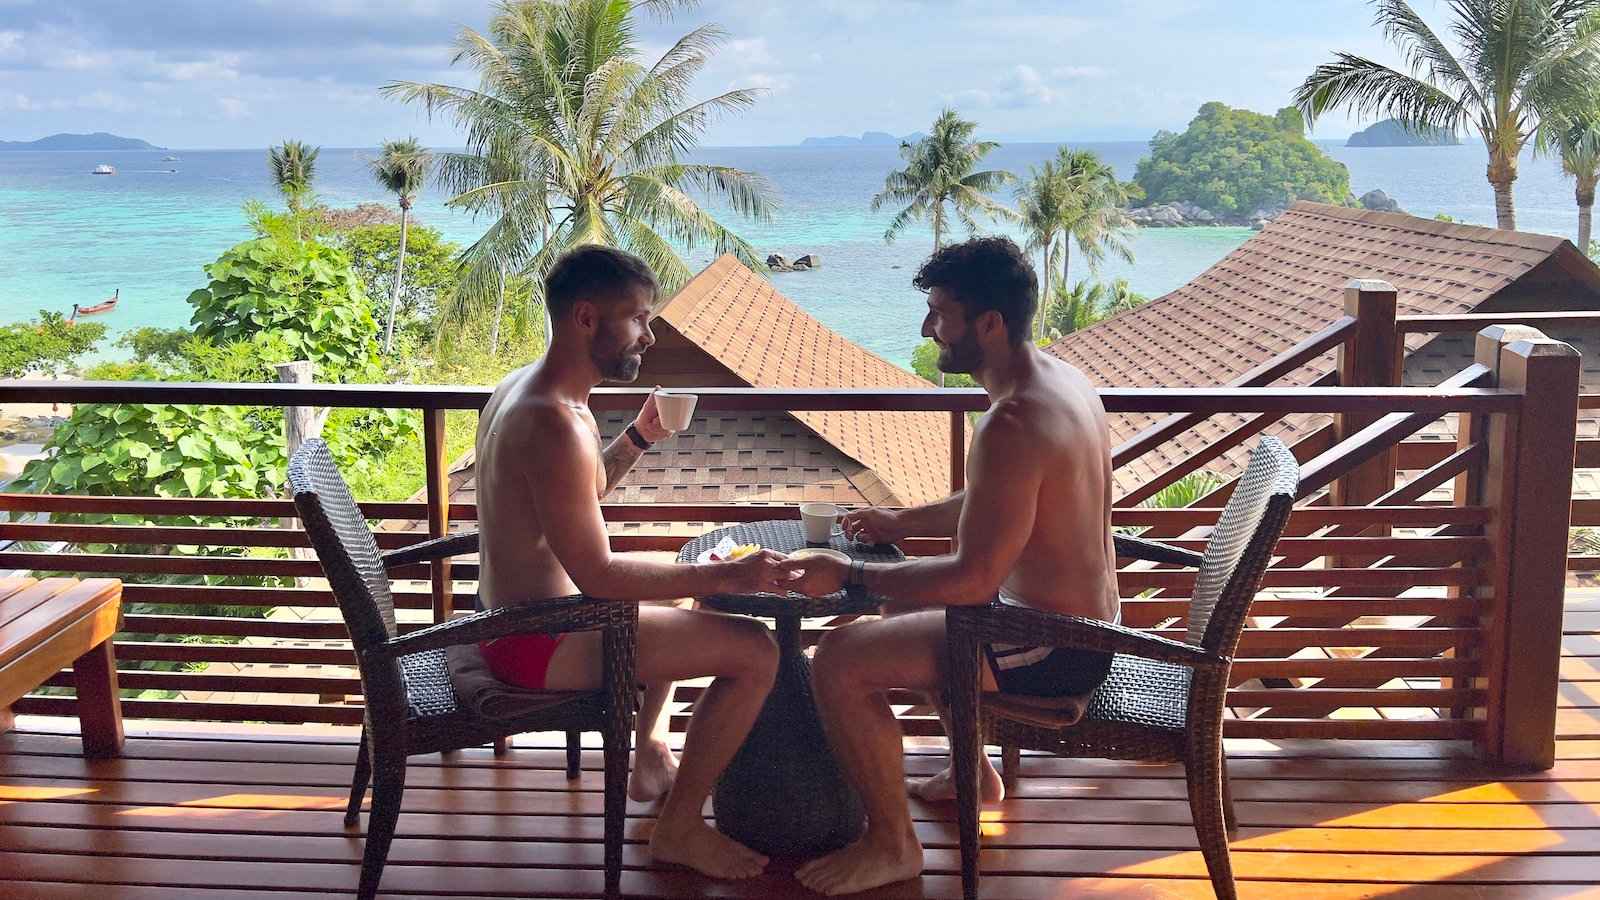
[[944, 436, 1300, 900]]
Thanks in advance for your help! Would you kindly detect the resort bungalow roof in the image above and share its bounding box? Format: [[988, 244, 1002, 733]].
[[439, 255, 952, 524], [1045, 201, 1600, 494]]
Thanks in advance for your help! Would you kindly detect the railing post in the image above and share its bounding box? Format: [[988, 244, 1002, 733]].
[[949, 410, 965, 492], [1475, 326, 1579, 769], [1330, 280, 1400, 531], [423, 407, 453, 623]]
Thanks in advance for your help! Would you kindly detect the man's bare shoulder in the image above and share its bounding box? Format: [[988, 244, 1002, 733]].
[[486, 391, 590, 462]]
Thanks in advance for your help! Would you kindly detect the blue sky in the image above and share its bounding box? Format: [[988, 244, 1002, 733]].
[[0, 0, 1400, 148]]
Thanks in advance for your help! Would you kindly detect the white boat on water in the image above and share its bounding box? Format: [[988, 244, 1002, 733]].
[[162, 155, 179, 161], [91, 164, 115, 175]]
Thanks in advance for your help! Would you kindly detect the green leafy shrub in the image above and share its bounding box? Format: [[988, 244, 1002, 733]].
[[339, 223, 463, 348], [0, 311, 107, 378], [187, 234, 382, 378], [1134, 102, 1350, 217], [910, 339, 978, 388]]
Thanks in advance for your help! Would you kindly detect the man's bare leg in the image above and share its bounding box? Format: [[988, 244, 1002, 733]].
[[909, 696, 1004, 803], [629, 599, 692, 803], [546, 606, 778, 880], [799, 611, 995, 896], [629, 679, 678, 802]]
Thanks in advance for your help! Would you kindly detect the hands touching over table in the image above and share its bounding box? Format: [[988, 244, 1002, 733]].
[[786, 507, 904, 597]]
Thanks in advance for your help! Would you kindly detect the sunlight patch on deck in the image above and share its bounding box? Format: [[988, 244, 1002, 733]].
[[0, 784, 97, 803]]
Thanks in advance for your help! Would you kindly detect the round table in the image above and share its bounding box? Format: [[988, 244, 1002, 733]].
[[677, 520, 903, 857]]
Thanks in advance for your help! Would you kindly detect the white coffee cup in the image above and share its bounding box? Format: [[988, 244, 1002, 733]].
[[653, 390, 697, 433], [800, 501, 845, 544]]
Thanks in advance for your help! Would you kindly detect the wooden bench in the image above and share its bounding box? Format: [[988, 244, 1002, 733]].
[[0, 576, 124, 757]]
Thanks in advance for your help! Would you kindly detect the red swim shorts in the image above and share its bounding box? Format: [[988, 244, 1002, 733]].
[[479, 632, 566, 690]]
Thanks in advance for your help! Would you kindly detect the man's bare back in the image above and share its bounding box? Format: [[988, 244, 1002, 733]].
[[987, 352, 1119, 622], [477, 361, 605, 608]]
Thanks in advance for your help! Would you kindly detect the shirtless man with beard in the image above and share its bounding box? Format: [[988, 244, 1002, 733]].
[[474, 245, 804, 880], [789, 237, 1121, 895]]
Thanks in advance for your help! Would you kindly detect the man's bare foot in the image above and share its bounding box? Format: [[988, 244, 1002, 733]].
[[909, 756, 1004, 803], [628, 739, 678, 803], [795, 831, 923, 896], [648, 818, 768, 880]]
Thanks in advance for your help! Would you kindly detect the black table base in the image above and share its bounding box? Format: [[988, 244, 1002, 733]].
[[678, 521, 902, 858], [711, 627, 864, 857]]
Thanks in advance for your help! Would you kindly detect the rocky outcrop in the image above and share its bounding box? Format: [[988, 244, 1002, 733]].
[[1131, 191, 1401, 230], [767, 252, 820, 272], [1359, 189, 1402, 213]]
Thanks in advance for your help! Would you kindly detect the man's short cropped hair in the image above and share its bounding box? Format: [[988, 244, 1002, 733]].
[[912, 237, 1037, 344], [543, 245, 659, 319]]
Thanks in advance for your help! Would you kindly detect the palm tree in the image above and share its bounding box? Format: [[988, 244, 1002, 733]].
[[872, 108, 1015, 249], [1104, 277, 1148, 315], [1054, 149, 1135, 297], [1538, 106, 1600, 247], [267, 140, 319, 221], [1040, 280, 1107, 340], [1016, 160, 1064, 334], [370, 137, 431, 354], [383, 0, 774, 329], [1294, 0, 1600, 231]]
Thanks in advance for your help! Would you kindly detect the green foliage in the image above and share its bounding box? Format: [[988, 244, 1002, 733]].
[[1038, 279, 1148, 341], [1274, 105, 1306, 137], [116, 326, 192, 368], [19, 402, 285, 503], [909, 339, 978, 388], [0, 310, 106, 378], [1134, 101, 1350, 216], [1144, 471, 1223, 509], [339, 223, 462, 346], [186, 234, 382, 378]]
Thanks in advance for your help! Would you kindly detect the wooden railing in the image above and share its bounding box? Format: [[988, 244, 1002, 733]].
[[0, 307, 1580, 768]]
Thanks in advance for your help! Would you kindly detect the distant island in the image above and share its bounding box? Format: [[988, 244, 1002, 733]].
[[1346, 119, 1459, 147], [800, 131, 926, 147], [0, 132, 166, 151]]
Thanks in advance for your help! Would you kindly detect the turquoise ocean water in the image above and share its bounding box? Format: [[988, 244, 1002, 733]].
[[0, 140, 1589, 367]]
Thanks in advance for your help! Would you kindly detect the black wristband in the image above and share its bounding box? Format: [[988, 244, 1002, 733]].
[[625, 424, 652, 451]]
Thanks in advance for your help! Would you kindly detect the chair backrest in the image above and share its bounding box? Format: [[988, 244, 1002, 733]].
[[288, 439, 398, 652], [1184, 437, 1300, 655]]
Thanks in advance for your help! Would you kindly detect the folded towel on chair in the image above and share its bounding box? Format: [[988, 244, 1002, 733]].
[[444, 643, 584, 720], [984, 689, 1096, 728]]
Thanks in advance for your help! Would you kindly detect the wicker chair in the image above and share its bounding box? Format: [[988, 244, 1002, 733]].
[[945, 437, 1299, 900], [288, 439, 637, 900]]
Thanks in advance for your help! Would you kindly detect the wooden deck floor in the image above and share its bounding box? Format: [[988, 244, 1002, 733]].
[[0, 600, 1595, 899]]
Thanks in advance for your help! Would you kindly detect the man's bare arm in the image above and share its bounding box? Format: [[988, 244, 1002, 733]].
[[528, 411, 798, 599], [853, 408, 1040, 606], [895, 491, 965, 537], [601, 434, 645, 496]]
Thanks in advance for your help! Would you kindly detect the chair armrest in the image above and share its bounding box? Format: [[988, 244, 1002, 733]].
[[1114, 533, 1204, 568], [946, 601, 1222, 668], [371, 596, 636, 659], [381, 531, 480, 570]]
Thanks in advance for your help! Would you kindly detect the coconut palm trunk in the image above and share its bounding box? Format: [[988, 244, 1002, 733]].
[[1489, 151, 1518, 231], [490, 261, 507, 358], [384, 199, 411, 354], [1579, 175, 1597, 249], [1036, 242, 1053, 343]]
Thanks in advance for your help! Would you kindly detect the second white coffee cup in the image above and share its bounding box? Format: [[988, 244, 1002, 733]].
[[800, 501, 844, 544]]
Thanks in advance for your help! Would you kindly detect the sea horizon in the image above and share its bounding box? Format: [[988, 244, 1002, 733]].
[[2, 139, 1589, 368]]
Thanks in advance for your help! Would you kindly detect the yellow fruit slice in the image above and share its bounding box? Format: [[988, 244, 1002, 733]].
[[726, 543, 761, 560]]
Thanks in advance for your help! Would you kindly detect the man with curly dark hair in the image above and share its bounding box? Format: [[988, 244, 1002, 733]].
[[791, 236, 1120, 895]]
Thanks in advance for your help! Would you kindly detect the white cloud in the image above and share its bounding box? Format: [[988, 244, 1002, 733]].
[[217, 96, 249, 119], [76, 90, 135, 112], [1052, 65, 1106, 80], [156, 55, 242, 82], [742, 71, 792, 96], [947, 64, 1076, 110], [724, 37, 776, 68]]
